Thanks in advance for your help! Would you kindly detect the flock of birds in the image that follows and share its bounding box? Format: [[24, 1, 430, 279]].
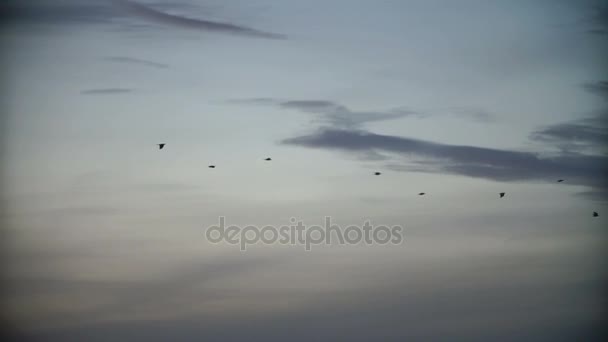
[[156, 143, 600, 218]]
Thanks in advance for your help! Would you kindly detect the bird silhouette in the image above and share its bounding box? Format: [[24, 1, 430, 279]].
[[418, 192, 425, 196], [208, 165, 216, 169], [374, 172, 381, 176], [557, 179, 564, 183], [593, 211, 599, 217], [499, 192, 505, 198], [264, 157, 272, 161], [157, 143, 165, 150]]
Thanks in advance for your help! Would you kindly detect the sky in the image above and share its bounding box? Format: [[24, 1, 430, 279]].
[[1, 0, 607, 340]]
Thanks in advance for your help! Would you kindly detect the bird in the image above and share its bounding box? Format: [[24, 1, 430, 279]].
[[557, 179, 564, 183], [264, 157, 272, 161], [208, 165, 216, 169], [418, 192, 425, 196], [374, 172, 381, 176], [157, 143, 165, 150], [593, 211, 599, 217], [499, 192, 505, 198]]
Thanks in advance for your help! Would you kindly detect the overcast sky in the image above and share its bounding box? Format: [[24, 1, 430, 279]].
[[1, 0, 607, 340]]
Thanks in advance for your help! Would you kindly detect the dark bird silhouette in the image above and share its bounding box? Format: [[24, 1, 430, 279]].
[[557, 179, 564, 183], [374, 172, 381, 176], [499, 192, 505, 198], [208, 165, 216, 168], [593, 211, 599, 217], [418, 192, 425, 196], [157, 143, 165, 150], [265, 157, 272, 161]]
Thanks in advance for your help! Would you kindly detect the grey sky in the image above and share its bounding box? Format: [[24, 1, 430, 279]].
[[1, 0, 607, 341]]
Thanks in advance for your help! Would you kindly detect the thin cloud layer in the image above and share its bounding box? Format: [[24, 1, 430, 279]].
[[0, 0, 116, 25], [531, 81, 608, 154], [530, 113, 608, 154], [232, 98, 425, 129], [1, 0, 285, 40], [583, 81, 608, 100], [448, 106, 496, 123], [81, 88, 133, 95], [111, 0, 286, 39], [104, 56, 168, 69], [586, 4, 608, 35]]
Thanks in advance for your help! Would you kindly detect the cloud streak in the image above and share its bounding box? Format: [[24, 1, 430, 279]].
[[282, 128, 608, 195], [104, 56, 168, 69], [583, 81, 608, 100], [530, 113, 608, 154], [111, 0, 286, 40], [81, 88, 133, 95], [531, 81, 608, 154], [231, 98, 425, 129], [586, 4, 608, 35]]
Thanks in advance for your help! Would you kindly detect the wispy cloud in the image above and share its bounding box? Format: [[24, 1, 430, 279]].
[[111, 0, 286, 40], [531, 81, 608, 154], [583, 80, 608, 100], [1, 0, 284, 40], [530, 112, 608, 154], [104, 56, 168, 69], [81, 88, 134, 95], [231, 98, 425, 129], [447, 106, 496, 123], [0, 0, 116, 26], [232, 98, 497, 128], [586, 4, 608, 35]]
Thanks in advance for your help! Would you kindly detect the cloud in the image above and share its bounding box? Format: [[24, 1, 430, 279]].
[[111, 0, 286, 39], [282, 128, 608, 194], [232, 98, 497, 128], [586, 4, 608, 35], [583, 81, 608, 100], [104, 56, 168, 69], [0, 0, 117, 26], [80, 88, 134, 95], [231, 98, 425, 129], [531, 81, 608, 154], [448, 106, 496, 123], [529, 113, 608, 154], [1, 1, 285, 40]]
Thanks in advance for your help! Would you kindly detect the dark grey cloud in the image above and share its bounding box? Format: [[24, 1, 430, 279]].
[[104, 56, 168, 69], [532, 81, 608, 154], [583, 81, 608, 100], [0, 0, 118, 26], [586, 4, 608, 35], [80, 88, 133, 95], [1, 1, 285, 40], [530, 112, 608, 154], [111, 0, 286, 39], [232, 98, 425, 129], [282, 128, 608, 195]]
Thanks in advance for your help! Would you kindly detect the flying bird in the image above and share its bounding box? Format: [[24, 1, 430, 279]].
[[374, 172, 381, 176], [208, 165, 216, 169], [157, 143, 165, 150], [557, 179, 564, 183], [499, 192, 505, 198], [593, 211, 599, 217], [264, 157, 272, 161], [418, 192, 425, 196]]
